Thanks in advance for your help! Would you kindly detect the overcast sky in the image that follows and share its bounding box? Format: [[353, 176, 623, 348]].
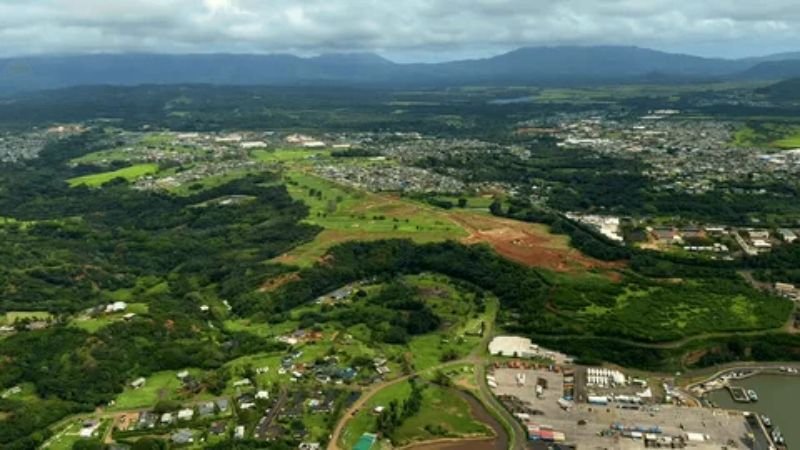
[[1, 0, 798, 61]]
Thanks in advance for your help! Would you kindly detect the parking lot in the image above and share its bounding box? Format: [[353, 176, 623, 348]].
[[491, 368, 754, 450]]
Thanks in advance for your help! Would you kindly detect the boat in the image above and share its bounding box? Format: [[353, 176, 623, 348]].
[[747, 389, 759, 402], [771, 428, 784, 445], [761, 415, 772, 428]]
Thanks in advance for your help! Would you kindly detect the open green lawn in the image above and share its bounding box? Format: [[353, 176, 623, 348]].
[[140, 133, 175, 146], [223, 317, 299, 339], [341, 383, 490, 448], [772, 134, 800, 149], [0, 311, 53, 325], [71, 148, 133, 165], [268, 274, 494, 375], [223, 352, 291, 390], [45, 419, 112, 450], [45, 422, 85, 450], [110, 368, 208, 411], [341, 381, 412, 449], [393, 386, 491, 445], [68, 163, 159, 187], [70, 303, 149, 333], [276, 172, 466, 266], [252, 148, 331, 162], [168, 167, 266, 196], [397, 274, 494, 371], [732, 123, 800, 149]]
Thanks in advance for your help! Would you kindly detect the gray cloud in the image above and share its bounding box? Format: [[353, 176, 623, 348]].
[[0, 0, 798, 60]]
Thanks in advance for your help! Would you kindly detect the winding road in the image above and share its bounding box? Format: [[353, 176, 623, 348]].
[[327, 301, 526, 450]]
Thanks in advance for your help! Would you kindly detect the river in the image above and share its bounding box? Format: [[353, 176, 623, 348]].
[[708, 374, 800, 448]]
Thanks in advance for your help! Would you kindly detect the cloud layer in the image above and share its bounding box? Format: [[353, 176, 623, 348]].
[[0, 0, 798, 60]]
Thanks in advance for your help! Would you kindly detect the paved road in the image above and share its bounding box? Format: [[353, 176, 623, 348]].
[[42, 396, 232, 449], [328, 299, 525, 450], [474, 364, 526, 450]]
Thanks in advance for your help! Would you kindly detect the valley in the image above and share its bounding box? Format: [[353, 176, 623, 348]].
[[0, 79, 799, 450]]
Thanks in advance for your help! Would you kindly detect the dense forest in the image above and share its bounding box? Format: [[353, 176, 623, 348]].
[[0, 133, 315, 447], [2, 84, 800, 447], [0, 132, 319, 313]]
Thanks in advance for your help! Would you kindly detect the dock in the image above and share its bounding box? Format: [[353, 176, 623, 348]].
[[745, 413, 785, 450], [727, 385, 750, 403]]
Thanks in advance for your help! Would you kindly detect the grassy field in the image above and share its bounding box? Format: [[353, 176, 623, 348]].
[[70, 303, 149, 333], [71, 148, 134, 165], [531, 82, 767, 104], [110, 368, 209, 411], [772, 133, 800, 149], [341, 382, 490, 448], [252, 148, 331, 162], [400, 274, 494, 371], [544, 271, 794, 342], [393, 386, 491, 445], [45, 419, 112, 450], [223, 317, 299, 339], [68, 163, 159, 187], [341, 381, 413, 449], [223, 352, 288, 389], [732, 123, 800, 149], [168, 167, 265, 196], [0, 311, 53, 324], [275, 171, 467, 266]]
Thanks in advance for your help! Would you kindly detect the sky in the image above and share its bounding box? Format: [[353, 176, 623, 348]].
[[0, 0, 799, 61]]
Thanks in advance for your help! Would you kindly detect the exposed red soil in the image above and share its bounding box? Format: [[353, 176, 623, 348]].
[[259, 272, 300, 293], [448, 212, 625, 274]]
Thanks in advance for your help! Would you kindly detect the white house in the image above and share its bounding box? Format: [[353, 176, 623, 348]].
[[105, 301, 127, 313], [177, 408, 194, 421]]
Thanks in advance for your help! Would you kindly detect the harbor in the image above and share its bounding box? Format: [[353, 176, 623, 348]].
[[706, 372, 800, 448]]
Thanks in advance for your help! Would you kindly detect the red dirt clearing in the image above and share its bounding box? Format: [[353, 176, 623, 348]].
[[259, 272, 300, 292], [448, 212, 624, 273]]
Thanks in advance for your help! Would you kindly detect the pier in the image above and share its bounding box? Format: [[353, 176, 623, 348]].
[[727, 385, 751, 403]]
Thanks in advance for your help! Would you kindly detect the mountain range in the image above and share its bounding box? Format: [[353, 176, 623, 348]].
[[2, 46, 800, 94]]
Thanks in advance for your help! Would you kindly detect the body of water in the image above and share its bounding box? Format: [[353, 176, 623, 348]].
[[708, 374, 800, 448]]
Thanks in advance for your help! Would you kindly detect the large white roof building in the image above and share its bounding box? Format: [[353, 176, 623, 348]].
[[488, 336, 539, 358]]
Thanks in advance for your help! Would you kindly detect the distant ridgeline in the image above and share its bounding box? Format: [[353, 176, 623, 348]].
[[3, 47, 800, 93], [757, 77, 800, 101]]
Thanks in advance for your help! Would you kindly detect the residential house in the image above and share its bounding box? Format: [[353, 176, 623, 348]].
[[177, 408, 194, 421], [215, 398, 230, 412], [779, 229, 798, 243], [234, 425, 246, 439], [210, 421, 226, 435], [137, 411, 157, 429], [171, 429, 195, 445], [198, 401, 216, 417], [130, 377, 146, 389], [161, 413, 174, 425], [650, 227, 681, 244], [105, 301, 127, 313]]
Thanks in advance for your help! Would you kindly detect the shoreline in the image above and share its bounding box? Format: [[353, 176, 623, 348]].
[[685, 364, 800, 400]]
